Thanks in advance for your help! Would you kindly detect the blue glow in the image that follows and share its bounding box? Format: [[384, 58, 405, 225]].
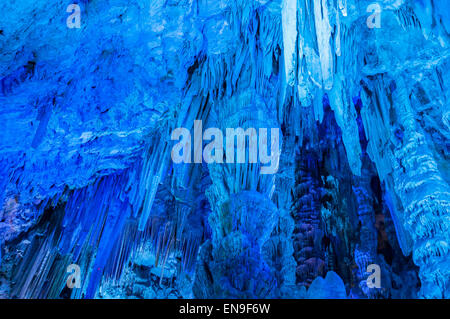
[[0, 0, 449, 299]]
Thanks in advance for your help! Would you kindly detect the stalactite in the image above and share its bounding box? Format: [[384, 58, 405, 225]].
[[1, 0, 449, 299]]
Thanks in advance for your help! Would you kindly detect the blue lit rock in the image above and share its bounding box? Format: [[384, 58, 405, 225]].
[[0, 0, 449, 299], [306, 271, 347, 299]]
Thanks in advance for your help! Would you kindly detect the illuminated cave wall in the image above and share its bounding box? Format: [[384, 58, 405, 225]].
[[0, 0, 449, 299]]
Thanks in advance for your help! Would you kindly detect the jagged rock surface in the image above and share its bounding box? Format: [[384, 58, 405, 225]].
[[0, 0, 448, 299]]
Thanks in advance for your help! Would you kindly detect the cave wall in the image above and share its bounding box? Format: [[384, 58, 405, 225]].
[[0, 0, 449, 299]]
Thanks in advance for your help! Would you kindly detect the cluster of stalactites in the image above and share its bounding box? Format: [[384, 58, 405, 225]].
[[281, 0, 450, 298]]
